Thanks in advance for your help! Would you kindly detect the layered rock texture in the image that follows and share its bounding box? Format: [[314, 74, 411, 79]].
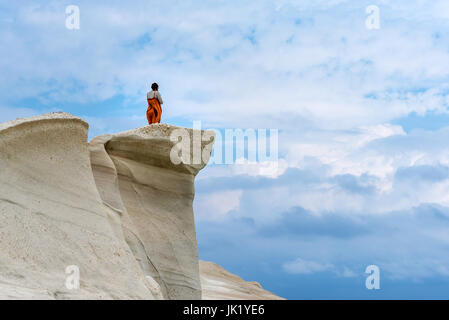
[[0, 113, 154, 299], [200, 261, 284, 300], [0, 112, 282, 300], [89, 125, 214, 300]]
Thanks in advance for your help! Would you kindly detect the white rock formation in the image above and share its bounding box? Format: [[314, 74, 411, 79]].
[[0, 112, 281, 300], [0, 113, 155, 299], [200, 261, 284, 300], [89, 124, 214, 300]]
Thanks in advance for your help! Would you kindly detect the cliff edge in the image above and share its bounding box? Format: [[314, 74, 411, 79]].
[[89, 124, 214, 300], [200, 261, 285, 300], [0, 112, 282, 300]]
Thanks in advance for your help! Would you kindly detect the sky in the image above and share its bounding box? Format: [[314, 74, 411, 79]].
[[2, 0, 449, 299]]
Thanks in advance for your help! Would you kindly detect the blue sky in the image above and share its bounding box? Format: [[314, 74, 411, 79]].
[[2, 0, 449, 299]]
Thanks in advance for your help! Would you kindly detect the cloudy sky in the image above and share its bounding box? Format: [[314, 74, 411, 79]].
[[2, 0, 449, 299]]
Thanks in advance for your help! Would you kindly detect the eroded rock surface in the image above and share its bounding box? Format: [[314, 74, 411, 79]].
[[89, 124, 214, 300], [0, 113, 155, 299], [200, 261, 284, 300], [0, 113, 281, 300]]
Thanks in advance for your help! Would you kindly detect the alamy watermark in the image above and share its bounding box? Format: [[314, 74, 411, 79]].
[[365, 265, 380, 290], [169, 121, 279, 166], [65, 265, 80, 290], [65, 5, 80, 30], [365, 5, 380, 30]]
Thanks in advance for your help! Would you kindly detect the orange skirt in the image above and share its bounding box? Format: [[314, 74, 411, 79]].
[[146, 98, 162, 125]]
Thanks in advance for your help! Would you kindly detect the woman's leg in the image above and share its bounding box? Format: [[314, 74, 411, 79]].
[[155, 104, 162, 123], [147, 107, 155, 125]]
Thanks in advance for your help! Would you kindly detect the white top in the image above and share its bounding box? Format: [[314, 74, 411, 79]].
[[147, 91, 163, 105]]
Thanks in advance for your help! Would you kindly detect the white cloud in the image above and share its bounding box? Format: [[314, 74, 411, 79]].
[[283, 258, 334, 274], [2, 1, 449, 132], [340, 266, 357, 278], [232, 158, 288, 178], [194, 190, 243, 221]]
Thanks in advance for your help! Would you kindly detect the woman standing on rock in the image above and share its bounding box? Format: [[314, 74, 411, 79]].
[[147, 82, 163, 125]]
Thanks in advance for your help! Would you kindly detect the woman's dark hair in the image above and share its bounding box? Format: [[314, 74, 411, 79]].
[[151, 83, 159, 91]]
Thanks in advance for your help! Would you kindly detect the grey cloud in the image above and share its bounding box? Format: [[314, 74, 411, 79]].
[[331, 173, 378, 195], [195, 167, 326, 193], [395, 164, 449, 183], [259, 206, 371, 239]]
